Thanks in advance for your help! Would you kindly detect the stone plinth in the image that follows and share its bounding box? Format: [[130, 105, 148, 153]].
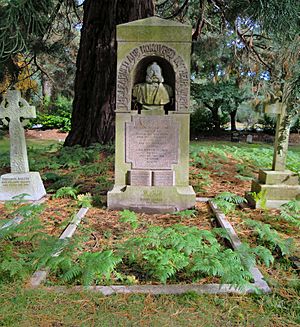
[[247, 169, 300, 208], [108, 186, 195, 213], [0, 172, 46, 201]]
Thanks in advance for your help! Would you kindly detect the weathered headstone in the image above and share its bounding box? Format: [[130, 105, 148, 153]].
[[246, 134, 253, 144], [0, 90, 46, 201], [247, 102, 300, 208], [107, 17, 196, 213]]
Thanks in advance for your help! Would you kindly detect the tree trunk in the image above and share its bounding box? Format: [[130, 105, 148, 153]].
[[211, 107, 221, 134], [65, 0, 154, 147], [41, 73, 52, 98], [230, 109, 237, 131]]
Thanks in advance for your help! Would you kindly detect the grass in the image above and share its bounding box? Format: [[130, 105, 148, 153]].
[[0, 135, 59, 152], [0, 282, 298, 326], [0, 137, 299, 326]]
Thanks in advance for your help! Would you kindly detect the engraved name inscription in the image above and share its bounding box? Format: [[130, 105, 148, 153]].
[[1, 176, 30, 186], [126, 116, 179, 170], [130, 170, 152, 186], [141, 189, 163, 204], [117, 43, 189, 111], [152, 170, 174, 186], [129, 170, 174, 186]]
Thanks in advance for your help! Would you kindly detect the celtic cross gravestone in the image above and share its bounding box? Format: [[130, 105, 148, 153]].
[[0, 90, 46, 201], [248, 101, 300, 208]]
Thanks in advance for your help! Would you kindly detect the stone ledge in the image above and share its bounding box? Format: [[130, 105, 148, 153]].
[[107, 185, 196, 213], [258, 169, 299, 185], [246, 193, 292, 209], [251, 181, 300, 201]]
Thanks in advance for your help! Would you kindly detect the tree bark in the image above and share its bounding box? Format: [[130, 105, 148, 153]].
[[65, 0, 154, 147], [230, 109, 237, 131], [41, 73, 52, 98], [211, 106, 221, 134], [204, 101, 222, 134]]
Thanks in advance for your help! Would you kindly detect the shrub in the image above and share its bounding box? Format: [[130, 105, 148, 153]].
[[31, 95, 72, 132], [258, 114, 276, 134], [290, 116, 300, 133], [190, 107, 214, 135]]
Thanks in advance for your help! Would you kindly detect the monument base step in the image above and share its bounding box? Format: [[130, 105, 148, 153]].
[[258, 169, 299, 185], [245, 192, 294, 209], [0, 172, 46, 201], [251, 180, 300, 200], [107, 185, 196, 213]]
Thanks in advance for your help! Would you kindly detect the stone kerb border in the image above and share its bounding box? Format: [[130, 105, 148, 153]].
[[208, 200, 271, 293], [0, 196, 48, 236], [116, 43, 189, 112], [29, 199, 271, 294], [30, 207, 89, 287]]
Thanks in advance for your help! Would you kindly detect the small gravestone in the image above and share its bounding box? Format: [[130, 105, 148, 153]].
[[231, 131, 240, 142], [247, 102, 300, 208], [246, 134, 253, 143], [107, 17, 196, 213], [0, 90, 46, 201]]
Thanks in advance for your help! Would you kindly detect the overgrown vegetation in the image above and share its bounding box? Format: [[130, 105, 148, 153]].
[[30, 95, 73, 132], [0, 139, 299, 325]]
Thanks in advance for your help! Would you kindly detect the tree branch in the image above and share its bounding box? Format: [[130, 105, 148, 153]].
[[164, 0, 189, 19], [192, 0, 206, 41], [203, 101, 214, 110], [156, 0, 170, 8], [236, 28, 271, 70]]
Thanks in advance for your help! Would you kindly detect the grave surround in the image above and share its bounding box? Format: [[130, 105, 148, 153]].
[[107, 17, 196, 213]]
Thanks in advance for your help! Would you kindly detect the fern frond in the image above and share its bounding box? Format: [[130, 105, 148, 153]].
[[215, 192, 247, 205]]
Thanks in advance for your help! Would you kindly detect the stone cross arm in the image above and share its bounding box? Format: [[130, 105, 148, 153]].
[[0, 90, 36, 121]]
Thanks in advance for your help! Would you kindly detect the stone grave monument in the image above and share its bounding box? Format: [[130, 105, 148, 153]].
[[107, 17, 196, 212], [247, 101, 300, 208], [0, 90, 46, 201]]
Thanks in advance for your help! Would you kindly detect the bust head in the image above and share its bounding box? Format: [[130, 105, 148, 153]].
[[145, 62, 164, 84]]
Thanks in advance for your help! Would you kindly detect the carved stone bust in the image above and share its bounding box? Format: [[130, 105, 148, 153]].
[[132, 62, 173, 110]]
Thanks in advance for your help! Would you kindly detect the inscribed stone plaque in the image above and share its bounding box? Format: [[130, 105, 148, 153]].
[[1, 175, 30, 186], [153, 170, 174, 186], [126, 116, 179, 169], [130, 170, 152, 186]]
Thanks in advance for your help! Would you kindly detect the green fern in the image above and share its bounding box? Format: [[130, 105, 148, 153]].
[[279, 200, 300, 227], [53, 186, 78, 199], [118, 224, 265, 287], [250, 190, 267, 209], [215, 192, 247, 205], [212, 192, 247, 214], [119, 210, 139, 230], [174, 209, 197, 219], [62, 251, 122, 286], [244, 219, 294, 256]]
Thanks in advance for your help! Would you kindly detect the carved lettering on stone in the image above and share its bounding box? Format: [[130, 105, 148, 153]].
[[140, 189, 163, 204], [125, 116, 179, 170], [1, 176, 30, 186], [116, 43, 189, 112], [130, 170, 152, 186], [152, 170, 174, 186]]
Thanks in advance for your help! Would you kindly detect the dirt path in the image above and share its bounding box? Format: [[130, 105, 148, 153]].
[[25, 129, 68, 141]]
